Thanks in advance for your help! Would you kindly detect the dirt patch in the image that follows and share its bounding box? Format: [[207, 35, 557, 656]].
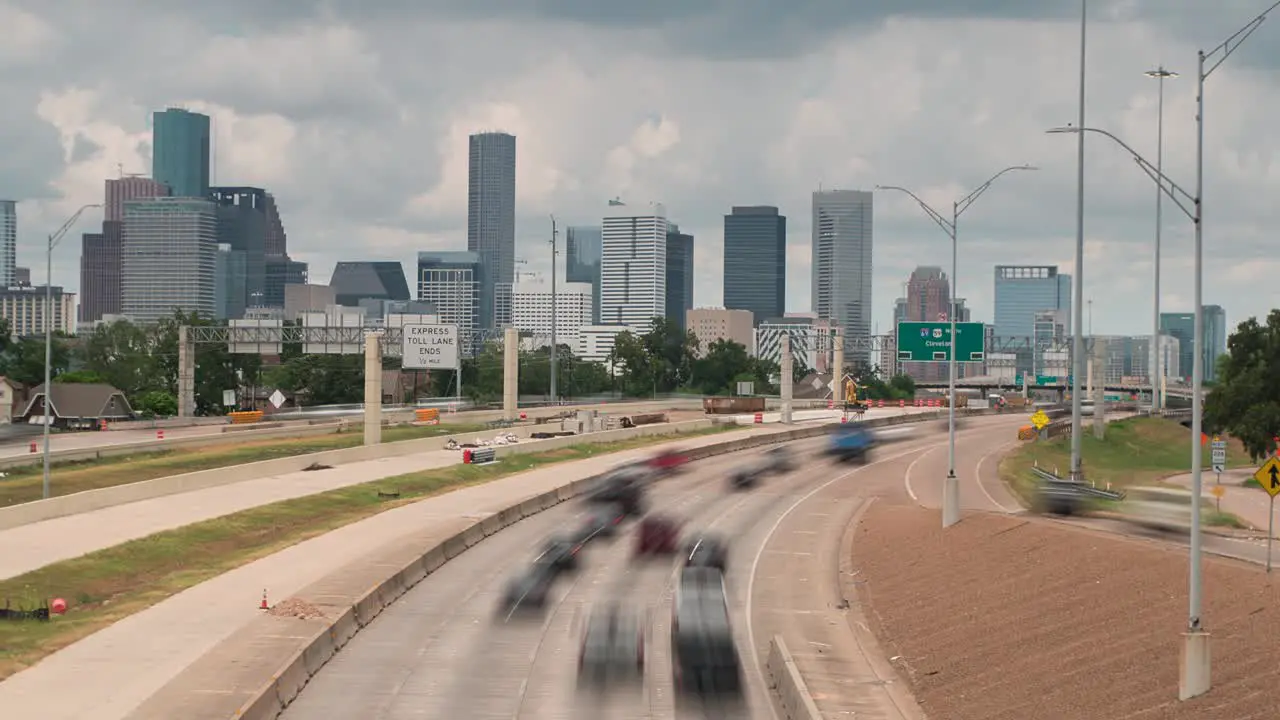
[[849, 503, 1280, 720], [267, 598, 326, 620]]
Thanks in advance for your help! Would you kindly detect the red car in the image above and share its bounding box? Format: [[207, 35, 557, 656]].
[[647, 449, 690, 477], [636, 515, 681, 555]]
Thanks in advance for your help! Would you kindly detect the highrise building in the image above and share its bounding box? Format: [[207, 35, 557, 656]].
[[686, 308, 755, 355], [79, 223, 123, 322], [512, 279, 594, 352], [151, 108, 211, 198], [329, 261, 410, 307], [467, 131, 516, 329], [105, 177, 169, 221], [1160, 305, 1227, 382], [210, 187, 269, 312], [811, 190, 873, 367], [0, 200, 15, 287], [121, 197, 218, 322], [417, 251, 483, 354], [665, 225, 694, 332], [723, 206, 786, 324], [901, 266, 951, 382], [600, 200, 668, 332], [565, 225, 602, 324], [0, 285, 75, 336], [993, 265, 1072, 375], [214, 243, 247, 320]]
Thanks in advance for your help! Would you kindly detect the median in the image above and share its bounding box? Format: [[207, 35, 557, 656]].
[[0, 425, 737, 679], [998, 416, 1252, 528]]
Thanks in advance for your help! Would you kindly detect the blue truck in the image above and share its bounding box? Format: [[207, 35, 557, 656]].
[[826, 425, 876, 463]]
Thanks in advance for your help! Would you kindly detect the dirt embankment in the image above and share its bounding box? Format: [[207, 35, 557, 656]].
[[849, 503, 1280, 720]]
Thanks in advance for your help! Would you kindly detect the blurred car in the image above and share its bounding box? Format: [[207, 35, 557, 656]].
[[728, 465, 760, 490], [535, 534, 583, 573], [636, 515, 681, 555], [578, 605, 645, 683], [684, 534, 728, 572], [647, 449, 691, 477], [671, 566, 740, 695], [499, 564, 557, 615], [585, 467, 649, 515], [762, 445, 795, 473], [826, 425, 876, 463], [578, 504, 628, 541], [1119, 486, 1199, 533]]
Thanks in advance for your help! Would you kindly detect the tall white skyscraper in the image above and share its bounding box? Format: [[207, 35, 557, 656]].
[[811, 189, 873, 362], [0, 200, 16, 287], [600, 200, 668, 332], [512, 279, 594, 350], [121, 197, 218, 322]]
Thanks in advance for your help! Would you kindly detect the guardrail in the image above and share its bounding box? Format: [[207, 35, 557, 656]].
[[767, 636, 822, 720], [1027, 464, 1126, 516]]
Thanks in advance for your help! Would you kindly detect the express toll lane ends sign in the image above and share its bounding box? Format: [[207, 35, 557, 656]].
[[401, 324, 460, 370]]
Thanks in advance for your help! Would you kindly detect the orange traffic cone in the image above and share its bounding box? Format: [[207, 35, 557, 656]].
[[259, 589, 269, 610]]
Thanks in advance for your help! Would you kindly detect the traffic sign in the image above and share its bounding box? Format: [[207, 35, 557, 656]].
[[1029, 409, 1050, 430], [1211, 485, 1225, 499], [895, 322, 985, 362], [1253, 457, 1280, 498], [1211, 438, 1226, 474], [401, 323, 460, 370]]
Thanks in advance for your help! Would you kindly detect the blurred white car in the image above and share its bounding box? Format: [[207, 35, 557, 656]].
[[1119, 486, 1201, 533]]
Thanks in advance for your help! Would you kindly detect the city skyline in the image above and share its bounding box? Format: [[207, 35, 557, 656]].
[[2, 6, 1276, 336]]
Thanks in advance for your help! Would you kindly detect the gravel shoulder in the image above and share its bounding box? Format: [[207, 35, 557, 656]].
[[848, 502, 1280, 720]]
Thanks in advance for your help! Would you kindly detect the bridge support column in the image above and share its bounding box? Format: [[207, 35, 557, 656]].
[[177, 325, 195, 418], [503, 326, 518, 421], [830, 331, 844, 400], [363, 331, 382, 446], [1092, 339, 1106, 439], [780, 334, 793, 425]]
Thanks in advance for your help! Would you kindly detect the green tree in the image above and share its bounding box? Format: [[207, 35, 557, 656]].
[[692, 339, 755, 395], [1, 336, 71, 387], [151, 311, 263, 415], [263, 354, 365, 406], [54, 369, 107, 383], [1204, 311, 1280, 460], [608, 318, 699, 397], [132, 390, 178, 417], [77, 320, 160, 396]]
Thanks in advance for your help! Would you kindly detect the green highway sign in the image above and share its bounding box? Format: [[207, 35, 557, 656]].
[[896, 322, 985, 363]]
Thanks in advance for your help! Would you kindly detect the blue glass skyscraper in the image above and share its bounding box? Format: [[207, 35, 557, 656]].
[[152, 108, 211, 198]]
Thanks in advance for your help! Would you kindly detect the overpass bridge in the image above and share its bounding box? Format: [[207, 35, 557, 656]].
[[911, 379, 1197, 402]]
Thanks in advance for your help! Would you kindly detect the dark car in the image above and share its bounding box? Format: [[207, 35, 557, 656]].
[[763, 445, 794, 473], [535, 534, 583, 573], [499, 564, 557, 615], [636, 515, 681, 555], [578, 605, 645, 684], [585, 467, 649, 515], [671, 567, 740, 695], [727, 465, 759, 490], [684, 535, 728, 572], [578, 504, 628, 541]]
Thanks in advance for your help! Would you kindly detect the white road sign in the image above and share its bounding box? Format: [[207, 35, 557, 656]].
[[1211, 439, 1227, 474], [402, 323, 460, 370], [268, 389, 286, 409]]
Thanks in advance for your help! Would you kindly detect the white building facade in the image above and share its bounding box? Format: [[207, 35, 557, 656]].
[[600, 200, 668, 332], [511, 279, 593, 352], [754, 317, 835, 373]]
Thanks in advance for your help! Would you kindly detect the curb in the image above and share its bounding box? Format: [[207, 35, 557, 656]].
[[228, 408, 988, 718], [766, 635, 822, 720]]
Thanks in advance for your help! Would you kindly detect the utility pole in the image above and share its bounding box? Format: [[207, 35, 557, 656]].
[[549, 215, 559, 404]]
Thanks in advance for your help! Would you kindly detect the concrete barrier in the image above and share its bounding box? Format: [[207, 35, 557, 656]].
[[767, 635, 823, 720], [224, 408, 985, 719]]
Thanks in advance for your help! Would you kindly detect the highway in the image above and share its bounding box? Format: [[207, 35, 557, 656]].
[[280, 414, 1028, 719]]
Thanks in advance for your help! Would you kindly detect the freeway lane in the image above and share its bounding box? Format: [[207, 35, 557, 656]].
[[281, 417, 1026, 719]]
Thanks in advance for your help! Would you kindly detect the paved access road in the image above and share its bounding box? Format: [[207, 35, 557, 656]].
[[280, 414, 1028, 720]]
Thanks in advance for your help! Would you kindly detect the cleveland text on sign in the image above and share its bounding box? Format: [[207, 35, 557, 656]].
[[401, 324, 460, 370], [895, 321, 986, 362]]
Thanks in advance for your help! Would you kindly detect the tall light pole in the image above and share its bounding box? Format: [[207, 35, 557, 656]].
[[1145, 66, 1178, 412], [876, 163, 1036, 529], [548, 215, 559, 404], [42, 203, 101, 500], [1068, 0, 1088, 484], [1047, 5, 1280, 698]]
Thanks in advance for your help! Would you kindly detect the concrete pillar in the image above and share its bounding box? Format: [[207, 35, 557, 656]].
[[1092, 338, 1106, 439], [1179, 631, 1211, 700], [780, 333, 793, 425], [831, 332, 844, 399], [177, 325, 195, 418], [363, 331, 382, 446], [503, 326, 519, 421]]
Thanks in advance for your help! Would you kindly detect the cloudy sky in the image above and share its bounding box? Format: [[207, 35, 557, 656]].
[[3, 0, 1279, 336]]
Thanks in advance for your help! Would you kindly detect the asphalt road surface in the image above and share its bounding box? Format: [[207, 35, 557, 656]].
[[282, 415, 1029, 720]]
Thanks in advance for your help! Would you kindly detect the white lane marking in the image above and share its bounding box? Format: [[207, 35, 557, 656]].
[[973, 441, 1019, 513], [902, 445, 941, 503], [744, 441, 939, 720]]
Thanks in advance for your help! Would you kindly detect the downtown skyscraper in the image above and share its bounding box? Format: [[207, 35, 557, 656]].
[[811, 189, 873, 365], [600, 200, 668, 331], [467, 132, 516, 330], [723, 205, 786, 324], [0, 200, 15, 287], [152, 108, 211, 198]]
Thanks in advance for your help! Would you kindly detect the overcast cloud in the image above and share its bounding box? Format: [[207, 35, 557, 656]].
[[3, 0, 1280, 336]]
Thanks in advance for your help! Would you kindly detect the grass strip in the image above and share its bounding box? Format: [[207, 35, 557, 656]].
[[0, 424, 735, 678], [0, 423, 489, 507], [998, 417, 1251, 528]]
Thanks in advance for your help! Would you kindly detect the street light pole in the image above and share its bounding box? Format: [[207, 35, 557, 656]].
[[41, 203, 101, 500], [1145, 66, 1178, 412], [1069, 0, 1088, 483], [549, 214, 559, 404], [876, 163, 1036, 529], [1048, 6, 1279, 697]]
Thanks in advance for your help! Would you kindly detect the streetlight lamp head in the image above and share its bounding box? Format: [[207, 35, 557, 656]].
[[1145, 68, 1179, 79], [1046, 126, 1080, 134]]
